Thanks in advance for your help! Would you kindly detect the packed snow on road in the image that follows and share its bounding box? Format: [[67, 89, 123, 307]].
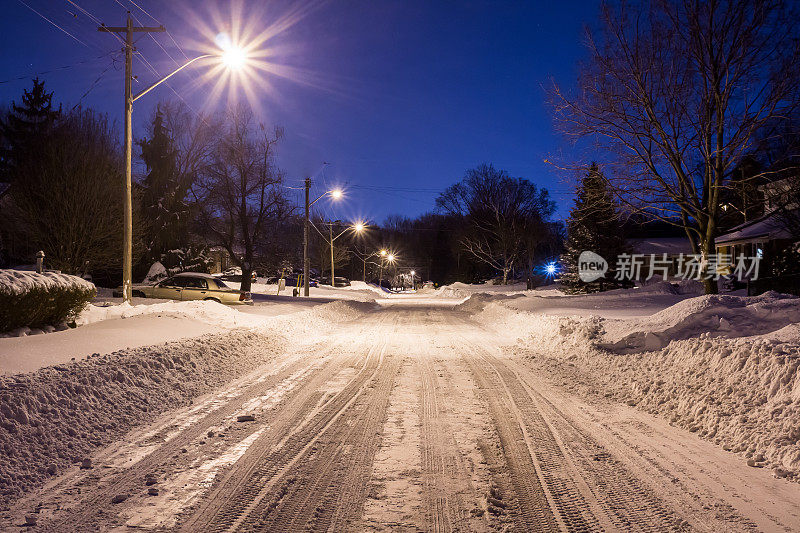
[[1, 280, 800, 531]]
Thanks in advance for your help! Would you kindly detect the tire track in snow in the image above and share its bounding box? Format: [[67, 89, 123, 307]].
[[181, 312, 398, 532], [462, 330, 687, 532], [34, 344, 333, 533], [418, 351, 486, 532]]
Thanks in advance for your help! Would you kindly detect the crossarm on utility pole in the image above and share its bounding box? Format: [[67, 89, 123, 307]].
[[98, 24, 164, 33]]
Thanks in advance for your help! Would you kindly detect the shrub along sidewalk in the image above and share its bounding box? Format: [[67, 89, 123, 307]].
[[0, 270, 95, 333]]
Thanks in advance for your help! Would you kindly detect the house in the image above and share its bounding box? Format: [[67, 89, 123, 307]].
[[628, 236, 693, 278], [208, 246, 234, 274], [715, 177, 799, 271]]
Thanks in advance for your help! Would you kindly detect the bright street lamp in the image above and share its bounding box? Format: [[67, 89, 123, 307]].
[[379, 251, 396, 291], [101, 14, 247, 303], [303, 183, 345, 296], [221, 46, 247, 69], [410, 270, 416, 290], [327, 221, 365, 285]]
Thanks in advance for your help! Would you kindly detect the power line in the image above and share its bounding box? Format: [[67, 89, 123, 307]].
[[126, 0, 159, 24], [17, 0, 89, 47], [349, 184, 443, 193], [0, 51, 117, 84], [65, 0, 126, 47], [72, 55, 120, 108]]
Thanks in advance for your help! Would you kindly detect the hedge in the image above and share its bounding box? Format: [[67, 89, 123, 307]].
[[0, 270, 96, 332]]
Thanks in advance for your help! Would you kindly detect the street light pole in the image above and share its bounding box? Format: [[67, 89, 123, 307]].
[[122, 17, 133, 304], [329, 222, 335, 285], [304, 177, 310, 296], [303, 186, 344, 295], [99, 13, 165, 303]]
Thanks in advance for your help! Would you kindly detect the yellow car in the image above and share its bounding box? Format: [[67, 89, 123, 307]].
[[129, 272, 253, 305]]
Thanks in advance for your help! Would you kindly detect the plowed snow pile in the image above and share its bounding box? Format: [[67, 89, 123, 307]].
[[0, 299, 373, 507], [77, 299, 269, 328], [600, 292, 800, 352], [0, 331, 286, 506], [465, 290, 800, 480]]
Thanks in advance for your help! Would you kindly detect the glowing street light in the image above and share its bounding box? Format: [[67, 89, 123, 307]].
[[410, 270, 416, 290], [221, 46, 247, 69], [379, 251, 396, 291], [327, 221, 366, 285], [303, 184, 346, 296], [101, 15, 249, 303]]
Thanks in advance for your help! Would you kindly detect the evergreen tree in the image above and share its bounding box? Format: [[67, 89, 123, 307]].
[[138, 108, 194, 263], [560, 163, 630, 293], [0, 77, 61, 183]]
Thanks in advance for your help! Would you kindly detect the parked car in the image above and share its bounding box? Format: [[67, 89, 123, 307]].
[[282, 277, 318, 288], [120, 272, 252, 305], [318, 276, 351, 287], [219, 270, 257, 283]]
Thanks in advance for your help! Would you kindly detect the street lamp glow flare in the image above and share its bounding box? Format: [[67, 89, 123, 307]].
[[222, 46, 247, 69], [353, 222, 365, 233], [330, 189, 343, 200]]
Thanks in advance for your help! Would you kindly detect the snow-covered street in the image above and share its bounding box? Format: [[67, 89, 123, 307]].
[[3, 286, 800, 531]]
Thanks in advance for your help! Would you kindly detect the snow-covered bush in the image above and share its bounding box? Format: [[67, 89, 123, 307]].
[[160, 245, 213, 274], [0, 269, 96, 332], [143, 261, 168, 283]]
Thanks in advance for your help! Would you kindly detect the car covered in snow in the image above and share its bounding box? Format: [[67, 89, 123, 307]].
[[123, 272, 253, 305]]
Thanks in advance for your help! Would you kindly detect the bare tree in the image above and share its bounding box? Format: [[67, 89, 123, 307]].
[[551, 0, 800, 293], [3, 109, 128, 275], [195, 107, 291, 292], [437, 164, 554, 284]]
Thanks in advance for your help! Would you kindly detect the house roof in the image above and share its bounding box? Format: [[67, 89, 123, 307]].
[[715, 211, 796, 245], [629, 237, 692, 255]]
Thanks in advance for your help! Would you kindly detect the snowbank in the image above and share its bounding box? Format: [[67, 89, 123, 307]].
[[462, 289, 800, 480], [76, 299, 267, 329], [435, 281, 528, 299], [143, 261, 167, 283], [601, 292, 800, 353], [0, 330, 287, 506], [0, 297, 378, 506]]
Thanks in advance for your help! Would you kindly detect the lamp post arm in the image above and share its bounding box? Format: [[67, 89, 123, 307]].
[[331, 227, 353, 242], [133, 54, 213, 103], [308, 192, 331, 209]]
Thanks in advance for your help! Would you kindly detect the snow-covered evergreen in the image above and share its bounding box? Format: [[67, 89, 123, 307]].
[[560, 163, 630, 293]]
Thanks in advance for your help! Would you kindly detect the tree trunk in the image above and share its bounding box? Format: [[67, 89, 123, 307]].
[[240, 254, 253, 293], [700, 235, 718, 295]]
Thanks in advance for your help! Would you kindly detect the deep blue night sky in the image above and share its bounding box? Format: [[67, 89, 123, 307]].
[[0, 1, 597, 224]]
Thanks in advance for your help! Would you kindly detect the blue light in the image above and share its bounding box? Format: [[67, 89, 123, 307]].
[[545, 263, 557, 275]]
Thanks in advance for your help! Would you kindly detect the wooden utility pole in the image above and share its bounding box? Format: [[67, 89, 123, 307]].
[[99, 13, 164, 303], [303, 177, 310, 297], [329, 223, 335, 286]]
